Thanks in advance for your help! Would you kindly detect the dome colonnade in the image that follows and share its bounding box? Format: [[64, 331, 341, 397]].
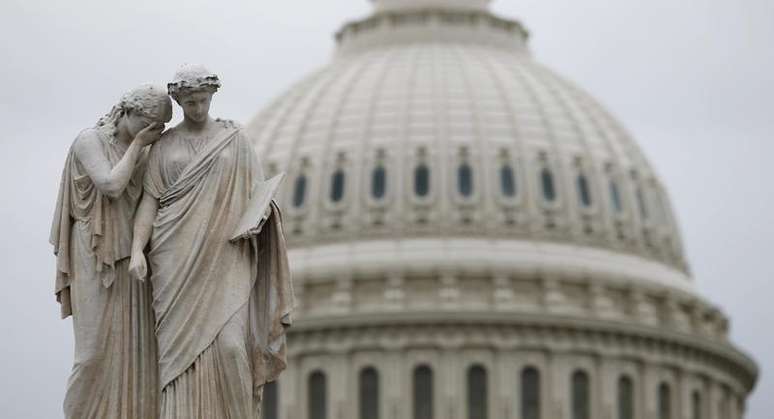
[[246, 1, 757, 418]]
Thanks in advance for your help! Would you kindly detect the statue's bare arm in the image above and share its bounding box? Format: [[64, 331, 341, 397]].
[[73, 123, 162, 198], [129, 192, 158, 281]]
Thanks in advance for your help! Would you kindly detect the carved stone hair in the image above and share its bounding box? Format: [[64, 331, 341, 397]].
[[96, 84, 173, 137], [167, 64, 221, 101]]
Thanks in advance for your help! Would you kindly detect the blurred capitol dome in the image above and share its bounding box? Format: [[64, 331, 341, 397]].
[[246, 1, 757, 418]]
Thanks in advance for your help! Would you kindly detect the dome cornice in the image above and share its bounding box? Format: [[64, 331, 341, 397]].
[[286, 314, 758, 393]]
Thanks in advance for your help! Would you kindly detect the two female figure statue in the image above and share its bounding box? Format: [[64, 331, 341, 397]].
[[51, 65, 294, 419]]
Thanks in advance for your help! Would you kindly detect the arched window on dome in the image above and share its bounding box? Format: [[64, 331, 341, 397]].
[[309, 371, 327, 419], [414, 164, 431, 198], [458, 163, 474, 198], [371, 165, 387, 201], [609, 180, 623, 214], [467, 365, 488, 419], [658, 383, 672, 419], [521, 367, 540, 419], [330, 169, 346, 203], [577, 174, 592, 207], [500, 164, 517, 198], [263, 380, 278, 419], [293, 174, 308, 208], [692, 391, 703, 419], [571, 370, 590, 419], [413, 365, 434, 419], [359, 367, 380, 419], [541, 168, 556, 203], [617, 376, 634, 419]]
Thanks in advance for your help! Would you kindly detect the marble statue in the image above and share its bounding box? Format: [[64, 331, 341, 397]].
[[128, 64, 294, 419], [50, 84, 172, 418]]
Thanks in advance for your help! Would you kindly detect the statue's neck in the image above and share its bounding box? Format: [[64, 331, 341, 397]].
[[181, 116, 212, 133]]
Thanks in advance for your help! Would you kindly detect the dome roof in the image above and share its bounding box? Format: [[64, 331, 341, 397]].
[[246, 1, 690, 291]]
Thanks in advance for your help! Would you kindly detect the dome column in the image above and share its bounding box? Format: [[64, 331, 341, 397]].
[[383, 351, 404, 419], [278, 361, 299, 419], [441, 344, 461, 419], [331, 353, 350, 419], [599, 360, 617, 419]]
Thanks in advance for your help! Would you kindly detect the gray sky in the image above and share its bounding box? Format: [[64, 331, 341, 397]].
[[1, 0, 772, 417]]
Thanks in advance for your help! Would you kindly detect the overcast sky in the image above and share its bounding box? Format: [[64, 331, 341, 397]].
[[1, 0, 772, 417]]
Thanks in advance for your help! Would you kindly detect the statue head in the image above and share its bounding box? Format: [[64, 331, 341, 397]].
[[167, 64, 221, 123], [97, 84, 173, 138]]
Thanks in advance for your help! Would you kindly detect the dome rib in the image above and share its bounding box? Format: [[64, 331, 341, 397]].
[[257, 69, 326, 157], [472, 47, 536, 231], [534, 60, 617, 245], [511, 57, 576, 238], [314, 52, 390, 232], [450, 45, 491, 229], [352, 49, 404, 228]]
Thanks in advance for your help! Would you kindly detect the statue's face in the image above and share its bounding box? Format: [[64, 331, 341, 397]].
[[124, 109, 156, 138], [178, 90, 213, 123]]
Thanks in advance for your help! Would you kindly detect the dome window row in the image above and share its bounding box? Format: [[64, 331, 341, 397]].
[[284, 154, 673, 231], [261, 365, 716, 419]]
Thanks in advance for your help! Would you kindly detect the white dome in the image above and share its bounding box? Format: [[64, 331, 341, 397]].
[[246, 3, 757, 416], [247, 3, 689, 286]]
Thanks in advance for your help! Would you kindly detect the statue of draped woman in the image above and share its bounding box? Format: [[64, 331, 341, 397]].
[[129, 65, 294, 419], [50, 84, 172, 419]]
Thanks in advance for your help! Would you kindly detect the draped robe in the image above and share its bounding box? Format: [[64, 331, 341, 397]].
[[143, 121, 293, 419], [50, 126, 159, 419]]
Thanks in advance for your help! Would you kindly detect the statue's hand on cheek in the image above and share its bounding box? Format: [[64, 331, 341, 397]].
[[135, 122, 164, 147]]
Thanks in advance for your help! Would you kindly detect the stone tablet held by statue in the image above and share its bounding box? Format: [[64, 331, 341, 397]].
[[231, 173, 286, 242]]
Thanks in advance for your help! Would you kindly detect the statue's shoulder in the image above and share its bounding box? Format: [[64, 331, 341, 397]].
[[214, 119, 253, 148], [73, 127, 101, 146], [72, 127, 107, 159], [215, 118, 242, 131]]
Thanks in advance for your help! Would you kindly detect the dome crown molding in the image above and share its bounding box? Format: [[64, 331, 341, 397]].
[[371, 0, 491, 12]]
